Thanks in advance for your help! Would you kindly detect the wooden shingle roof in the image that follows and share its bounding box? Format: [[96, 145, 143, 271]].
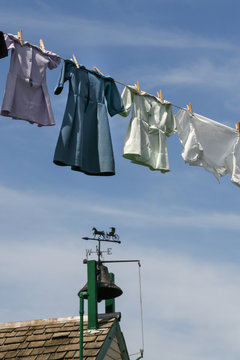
[[0, 314, 128, 360]]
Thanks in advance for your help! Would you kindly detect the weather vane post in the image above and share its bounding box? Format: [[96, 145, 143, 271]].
[[82, 227, 120, 263]]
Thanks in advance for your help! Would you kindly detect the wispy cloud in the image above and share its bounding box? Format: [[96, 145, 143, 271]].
[[0, 183, 240, 242], [0, 9, 237, 51], [120, 58, 240, 90]]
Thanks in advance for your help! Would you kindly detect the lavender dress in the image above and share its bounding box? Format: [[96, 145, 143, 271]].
[[1, 33, 61, 126]]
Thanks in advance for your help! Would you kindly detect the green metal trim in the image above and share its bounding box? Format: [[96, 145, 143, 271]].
[[105, 273, 115, 313], [78, 291, 88, 360], [115, 321, 130, 360], [96, 320, 130, 360], [87, 260, 98, 330]]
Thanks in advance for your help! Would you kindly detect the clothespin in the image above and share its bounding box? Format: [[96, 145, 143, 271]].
[[18, 29, 23, 46], [93, 66, 104, 76], [72, 54, 79, 68], [157, 89, 164, 104], [235, 122, 240, 136], [134, 81, 141, 95], [186, 102, 193, 113], [39, 39, 46, 53]]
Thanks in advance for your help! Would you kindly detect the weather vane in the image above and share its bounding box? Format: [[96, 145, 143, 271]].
[[82, 227, 120, 263]]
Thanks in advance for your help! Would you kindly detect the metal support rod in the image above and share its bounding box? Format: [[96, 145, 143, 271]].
[[82, 236, 121, 244], [101, 260, 141, 264], [79, 291, 88, 360]]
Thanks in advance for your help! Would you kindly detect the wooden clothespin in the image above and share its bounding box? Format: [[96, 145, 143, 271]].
[[18, 29, 23, 46], [157, 89, 164, 104], [235, 122, 240, 136], [134, 81, 141, 95], [72, 54, 79, 68], [39, 39, 46, 53], [93, 66, 104, 76], [186, 102, 193, 113]]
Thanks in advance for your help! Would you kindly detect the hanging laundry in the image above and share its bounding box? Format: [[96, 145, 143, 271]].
[[1, 33, 61, 126], [0, 31, 8, 59], [120, 85, 176, 172], [53, 60, 124, 176], [176, 109, 240, 186]]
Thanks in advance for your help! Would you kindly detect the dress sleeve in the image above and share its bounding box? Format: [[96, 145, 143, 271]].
[[47, 52, 61, 70], [54, 61, 71, 95], [119, 86, 132, 117], [176, 109, 203, 164], [3, 33, 15, 51], [104, 80, 124, 116], [0, 31, 8, 58]]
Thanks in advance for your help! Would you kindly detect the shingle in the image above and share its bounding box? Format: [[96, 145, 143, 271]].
[[69, 337, 78, 344], [0, 343, 20, 352], [30, 348, 44, 355], [85, 341, 103, 349], [83, 335, 97, 342], [33, 355, 50, 360], [26, 335, 51, 342], [83, 348, 99, 357], [32, 329, 45, 335], [17, 348, 33, 357], [43, 346, 58, 354], [5, 336, 26, 344], [28, 341, 45, 348], [44, 338, 70, 347], [48, 353, 66, 360], [64, 350, 76, 358]]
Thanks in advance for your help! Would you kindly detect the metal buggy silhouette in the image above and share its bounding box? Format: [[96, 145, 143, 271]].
[[106, 227, 119, 240]]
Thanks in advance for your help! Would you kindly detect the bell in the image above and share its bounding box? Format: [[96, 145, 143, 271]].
[[79, 264, 123, 302]]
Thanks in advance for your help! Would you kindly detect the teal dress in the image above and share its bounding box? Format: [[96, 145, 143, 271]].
[[53, 60, 123, 175]]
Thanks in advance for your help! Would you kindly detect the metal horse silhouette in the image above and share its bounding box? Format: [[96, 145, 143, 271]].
[[92, 227, 105, 238], [92, 227, 119, 241]]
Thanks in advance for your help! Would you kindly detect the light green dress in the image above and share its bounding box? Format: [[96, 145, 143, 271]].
[[120, 85, 176, 172]]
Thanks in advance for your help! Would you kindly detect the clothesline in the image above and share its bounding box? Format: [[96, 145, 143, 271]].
[[2, 30, 186, 113]]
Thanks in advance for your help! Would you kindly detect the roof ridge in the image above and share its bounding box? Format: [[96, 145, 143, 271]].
[[0, 315, 82, 329], [0, 312, 120, 329]]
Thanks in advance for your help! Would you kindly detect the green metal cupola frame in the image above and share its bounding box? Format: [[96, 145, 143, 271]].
[[78, 259, 120, 360], [78, 227, 144, 360], [78, 259, 119, 330]]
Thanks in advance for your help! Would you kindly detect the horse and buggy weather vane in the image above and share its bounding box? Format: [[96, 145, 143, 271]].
[[82, 227, 120, 262]]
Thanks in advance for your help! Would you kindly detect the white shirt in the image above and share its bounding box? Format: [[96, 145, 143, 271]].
[[176, 109, 240, 186]]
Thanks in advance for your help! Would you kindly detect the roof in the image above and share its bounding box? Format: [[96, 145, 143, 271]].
[[0, 313, 129, 360]]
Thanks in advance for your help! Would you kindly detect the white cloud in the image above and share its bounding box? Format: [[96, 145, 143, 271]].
[[0, 10, 237, 51], [0, 183, 240, 245], [119, 58, 240, 90]]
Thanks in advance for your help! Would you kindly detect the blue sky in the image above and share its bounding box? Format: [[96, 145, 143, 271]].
[[1, 0, 240, 359]]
